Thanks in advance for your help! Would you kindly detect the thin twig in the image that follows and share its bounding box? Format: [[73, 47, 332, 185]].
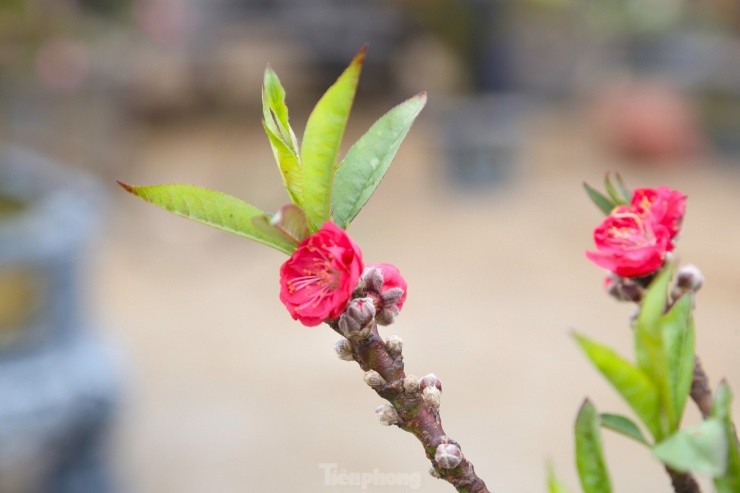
[[331, 321, 490, 493], [690, 356, 714, 419], [666, 466, 702, 493]]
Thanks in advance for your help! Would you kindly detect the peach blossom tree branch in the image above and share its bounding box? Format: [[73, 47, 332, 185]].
[[329, 268, 490, 493]]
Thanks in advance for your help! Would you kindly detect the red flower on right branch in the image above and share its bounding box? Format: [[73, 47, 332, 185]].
[[630, 186, 687, 247], [586, 186, 686, 278]]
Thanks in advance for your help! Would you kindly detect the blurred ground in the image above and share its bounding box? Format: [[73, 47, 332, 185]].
[[94, 103, 740, 493]]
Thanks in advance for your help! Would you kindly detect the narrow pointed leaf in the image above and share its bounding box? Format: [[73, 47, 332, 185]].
[[600, 413, 650, 446], [584, 182, 616, 215], [263, 67, 298, 152], [574, 333, 662, 439], [634, 266, 675, 431], [712, 382, 740, 493], [332, 92, 426, 228], [614, 173, 632, 203], [547, 464, 574, 493], [117, 182, 295, 254], [575, 400, 613, 493], [662, 294, 696, 431], [301, 46, 366, 231], [653, 419, 727, 477], [263, 121, 303, 206], [604, 173, 626, 205]]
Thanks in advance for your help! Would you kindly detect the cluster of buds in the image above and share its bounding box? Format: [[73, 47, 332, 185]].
[[337, 297, 375, 339], [358, 264, 407, 326]]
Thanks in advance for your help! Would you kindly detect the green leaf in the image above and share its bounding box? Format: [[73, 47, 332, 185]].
[[332, 92, 426, 228], [600, 413, 650, 446], [117, 182, 296, 254], [633, 266, 676, 432], [300, 46, 366, 231], [262, 67, 298, 153], [613, 173, 632, 203], [653, 419, 727, 477], [662, 294, 696, 431], [574, 333, 663, 440], [547, 464, 574, 493], [262, 121, 303, 206], [637, 265, 674, 339], [604, 173, 626, 205], [575, 400, 612, 493], [712, 382, 740, 493], [252, 204, 309, 245], [583, 182, 616, 215]]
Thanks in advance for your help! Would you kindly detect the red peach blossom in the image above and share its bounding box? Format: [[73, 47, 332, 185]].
[[586, 206, 671, 278], [279, 222, 363, 326], [631, 186, 686, 244]]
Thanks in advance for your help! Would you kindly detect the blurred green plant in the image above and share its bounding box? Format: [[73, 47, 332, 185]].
[[119, 47, 426, 250], [550, 178, 740, 493]]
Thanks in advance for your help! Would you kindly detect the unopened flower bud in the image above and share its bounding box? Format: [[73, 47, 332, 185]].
[[361, 267, 384, 294], [381, 287, 405, 307], [403, 375, 420, 394], [364, 370, 386, 388], [375, 403, 400, 426], [423, 386, 441, 410], [385, 335, 403, 355], [604, 274, 643, 303], [338, 297, 376, 337], [334, 338, 354, 361], [419, 373, 443, 392], [676, 264, 703, 292], [375, 306, 399, 326], [435, 443, 462, 469]]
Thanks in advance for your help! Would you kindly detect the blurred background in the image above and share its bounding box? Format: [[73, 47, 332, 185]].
[[0, 0, 739, 492]]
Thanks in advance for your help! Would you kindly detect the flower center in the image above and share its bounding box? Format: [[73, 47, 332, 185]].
[[287, 244, 343, 311]]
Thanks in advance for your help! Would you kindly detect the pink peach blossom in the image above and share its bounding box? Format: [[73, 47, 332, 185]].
[[586, 206, 671, 278], [279, 222, 363, 326]]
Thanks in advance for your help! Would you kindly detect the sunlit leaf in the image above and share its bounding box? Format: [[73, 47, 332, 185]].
[[117, 182, 295, 254], [263, 121, 303, 206], [574, 333, 662, 440], [263, 67, 298, 153], [332, 92, 426, 228], [575, 400, 612, 493], [662, 294, 695, 431], [301, 46, 366, 231], [547, 464, 574, 493], [583, 181, 615, 215], [653, 419, 727, 477], [712, 382, 740, 493], [600, 413, 650, 446]]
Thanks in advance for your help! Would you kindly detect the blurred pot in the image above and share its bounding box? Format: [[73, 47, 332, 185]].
[[0, 147, 121, 493]]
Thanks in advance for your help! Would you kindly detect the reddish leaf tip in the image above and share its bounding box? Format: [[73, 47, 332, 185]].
[[116, 180, 134, 193], [353, 44, 369, 65]]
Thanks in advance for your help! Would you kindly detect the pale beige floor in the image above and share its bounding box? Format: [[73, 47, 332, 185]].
[[95, 106, 740, 493]]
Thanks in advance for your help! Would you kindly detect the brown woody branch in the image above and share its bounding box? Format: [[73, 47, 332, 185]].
[[666, 466, 701, 493], [690, 356, 714, 419], [330, 321, 490, 493]]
